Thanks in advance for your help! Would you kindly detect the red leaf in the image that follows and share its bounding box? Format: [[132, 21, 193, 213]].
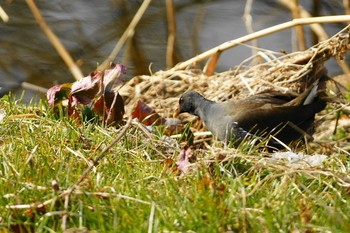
[[46, 83, 72, 107], [47, 62, 128, 127], [94, 92, 125, 125], [93, 95, 104, 116], [70, 71, 101, 106], [104, 92, 125, 125], [131, 100, 165, 126], [67, 93, 81, 124]]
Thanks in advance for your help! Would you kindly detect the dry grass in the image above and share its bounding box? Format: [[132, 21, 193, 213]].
[[122, 25, 350, 107], [119, 26, 350, 154]]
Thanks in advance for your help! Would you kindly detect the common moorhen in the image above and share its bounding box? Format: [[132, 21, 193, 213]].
[[174, 82, 326, 149]]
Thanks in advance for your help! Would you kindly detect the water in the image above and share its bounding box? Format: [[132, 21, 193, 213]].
[[0, 0, 348, 100]]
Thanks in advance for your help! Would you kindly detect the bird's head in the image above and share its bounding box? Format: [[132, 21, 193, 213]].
[[173, 91, 203, 117]]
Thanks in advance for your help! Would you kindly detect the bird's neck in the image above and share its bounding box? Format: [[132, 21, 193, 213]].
[[193, 97, 215, 119]]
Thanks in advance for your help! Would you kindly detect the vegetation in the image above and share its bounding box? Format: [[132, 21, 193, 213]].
[[1, 1, 350, 232], [1, 92, 350, 233]]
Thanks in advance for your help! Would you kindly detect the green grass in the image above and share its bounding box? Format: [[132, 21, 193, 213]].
[[1, 94, 350, 233]]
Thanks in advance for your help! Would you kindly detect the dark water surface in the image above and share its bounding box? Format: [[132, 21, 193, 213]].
[[0, 0, 347, 100]]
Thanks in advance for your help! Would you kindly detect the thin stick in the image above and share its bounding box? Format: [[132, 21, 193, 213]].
[[164, 15, 350, 74], [291, 0, 306, 50], [148, 202, 156, 233], [98, 0, 152, 71], [66, 117, 133, 195], [279, 0, 350, 73], [279, 0, 328, 41], [166, 0, 176, 69], [243, 0, 259, 57], [21, 82, 48, 94], [344, 0, 350, 15], [0, 4, 9, 22], [61, 195, 69, 231], [241, 187, 247, 233], [25, 0, 83, 81]]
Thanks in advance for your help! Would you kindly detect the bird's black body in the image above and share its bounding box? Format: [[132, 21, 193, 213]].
[[176, 89, 326, 149]]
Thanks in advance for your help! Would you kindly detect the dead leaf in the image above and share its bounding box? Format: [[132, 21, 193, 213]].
[[131, 100, 165, 126], [164, 123, 184, 136], [300, 198, 313, 233], [70, 71, 101, 106], [102, 92, 125, 125], [47, 63, 127, 126], [196, 175, 226, 195], [67, 94, 81, 123], [197, 175, 215, 191], [161, 158, 177, 175]]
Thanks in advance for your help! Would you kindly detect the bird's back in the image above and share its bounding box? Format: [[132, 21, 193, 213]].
[[204, 91, 325, 147]]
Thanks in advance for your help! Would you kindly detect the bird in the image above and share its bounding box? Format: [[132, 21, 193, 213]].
[[174, 82, 327, 150]]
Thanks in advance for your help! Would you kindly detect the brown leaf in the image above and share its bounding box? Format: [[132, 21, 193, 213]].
[[300, 198, 312, 225], [197, 175, 215, 191], [131, 100, 165, 126], [104, 92, 125, 125], [164, 123, 184, 136], [161, 158, 178, 175], [94, 92, 125, 125], [196, 175, 226, 195]]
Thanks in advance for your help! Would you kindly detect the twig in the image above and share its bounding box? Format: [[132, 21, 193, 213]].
[[279, 0, 328, 41], [344, 0, 350, 15], [163, 15, 350, 74], [21, 82, 48, 94], [203, 0, 260, 76], [66, 116, 133, 195], [6, 188, 152, 210], [98, 0, 152, 71], [0, 4, 9, 22], [148, 202, 156, 233], [25, 0, 83, 81], [61, 194, 70, 231], [279, 0, 350, 73], [291, 0, 306, 50], [243, 0, 260, 57], [166, 0, 176, 69], [241, 187, 247, 233]]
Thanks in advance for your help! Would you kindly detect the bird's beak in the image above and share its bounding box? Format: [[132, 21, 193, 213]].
[[173, 108, 181, 118]]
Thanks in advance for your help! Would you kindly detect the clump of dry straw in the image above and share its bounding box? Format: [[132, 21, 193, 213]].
[[121, 26, 350, 118]]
